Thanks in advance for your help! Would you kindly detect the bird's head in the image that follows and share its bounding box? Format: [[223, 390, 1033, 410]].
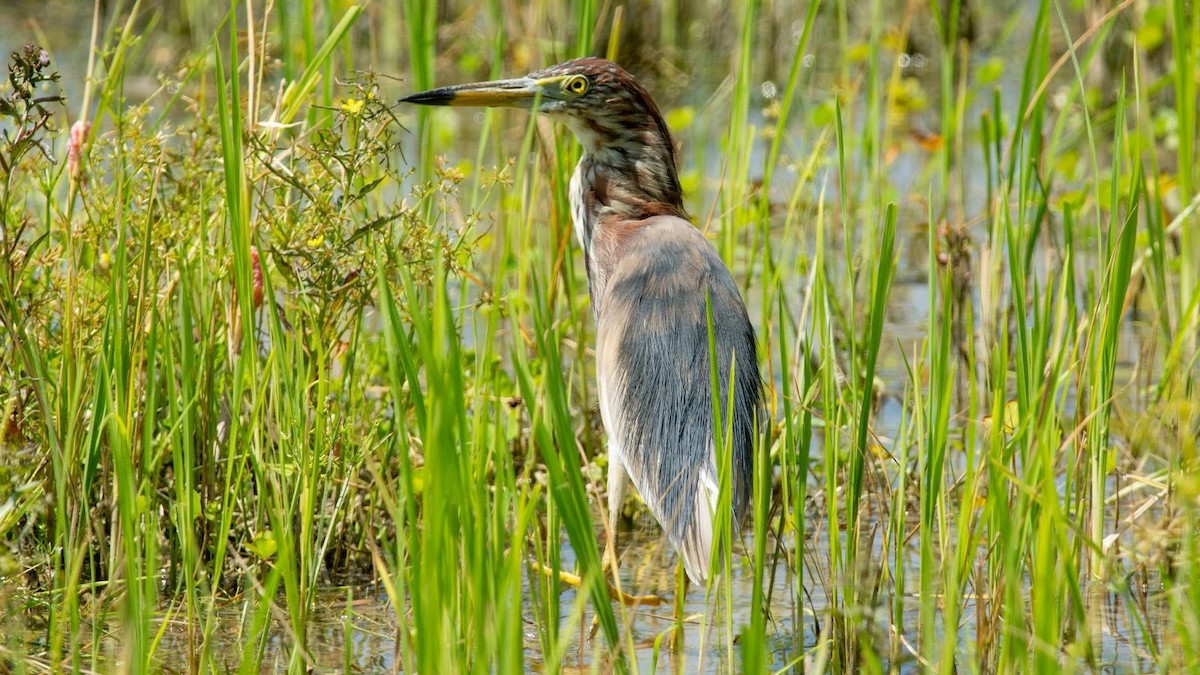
[[401, 57, 678, 171]]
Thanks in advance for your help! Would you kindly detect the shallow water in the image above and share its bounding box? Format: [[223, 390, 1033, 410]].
[[137, 500, 1171, 672]]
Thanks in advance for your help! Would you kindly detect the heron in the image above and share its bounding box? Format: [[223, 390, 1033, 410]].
[[402, 57, 763, 587]]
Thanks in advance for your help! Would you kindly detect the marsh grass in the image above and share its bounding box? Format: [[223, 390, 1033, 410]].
[[1, 0, 1198, 672]]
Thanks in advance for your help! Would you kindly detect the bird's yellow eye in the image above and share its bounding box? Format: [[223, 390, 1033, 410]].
[[564, 75, 589, 95]]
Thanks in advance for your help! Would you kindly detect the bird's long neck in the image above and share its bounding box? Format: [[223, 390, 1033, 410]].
[[564, 108, 684, 242], [567, 125, 685, 312]]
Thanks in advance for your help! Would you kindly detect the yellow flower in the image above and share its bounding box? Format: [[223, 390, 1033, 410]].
[[340, 98, 365, 115], [307, 235, 324, 248]]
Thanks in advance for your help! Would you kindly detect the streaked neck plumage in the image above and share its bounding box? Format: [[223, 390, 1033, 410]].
[[559, 107, 685, 310]]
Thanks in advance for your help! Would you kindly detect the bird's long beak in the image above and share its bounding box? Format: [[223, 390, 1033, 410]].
[[400, 77, 543, 108]]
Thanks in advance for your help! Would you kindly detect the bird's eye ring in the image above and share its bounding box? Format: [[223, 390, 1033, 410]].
[[564, 75, 589, 95]]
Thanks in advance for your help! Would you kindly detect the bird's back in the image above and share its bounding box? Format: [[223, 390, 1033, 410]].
[[593, 216, 762, 583]]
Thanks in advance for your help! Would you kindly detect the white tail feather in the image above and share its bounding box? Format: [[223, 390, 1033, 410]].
[[679, 469, 720, 584]]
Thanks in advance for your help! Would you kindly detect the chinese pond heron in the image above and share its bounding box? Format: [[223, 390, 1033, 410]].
[[402, 57, 763, 587]]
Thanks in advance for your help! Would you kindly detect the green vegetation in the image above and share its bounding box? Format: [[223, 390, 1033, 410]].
[[1, 0, 1198, 671]]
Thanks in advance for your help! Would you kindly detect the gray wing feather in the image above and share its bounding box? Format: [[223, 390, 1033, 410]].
[[595, 216, 762, 584]]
